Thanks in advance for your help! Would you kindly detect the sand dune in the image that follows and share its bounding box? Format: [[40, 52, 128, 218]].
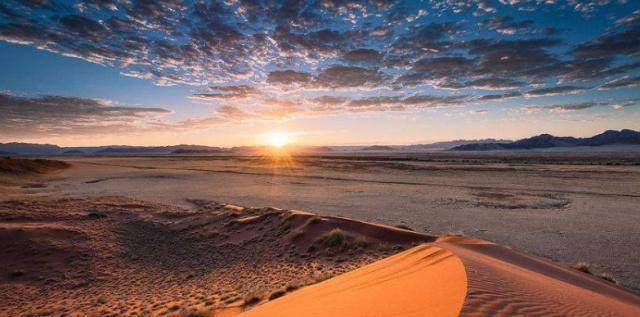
[[0, 197, 431, 316], [241, 237, 640, 317], [241, 244, 467, 317], [440, 241, 640, 317]]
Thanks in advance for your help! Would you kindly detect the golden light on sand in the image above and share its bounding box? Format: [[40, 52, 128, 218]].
[[265, 132, 291, 148]]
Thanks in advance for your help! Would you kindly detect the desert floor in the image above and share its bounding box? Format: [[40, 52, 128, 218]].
[[8, 152, 640, 292]]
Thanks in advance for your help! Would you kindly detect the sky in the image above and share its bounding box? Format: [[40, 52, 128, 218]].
[[0, 0, 639, 147]]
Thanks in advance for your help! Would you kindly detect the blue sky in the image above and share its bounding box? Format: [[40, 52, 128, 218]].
[[0, 0, 639, 146]]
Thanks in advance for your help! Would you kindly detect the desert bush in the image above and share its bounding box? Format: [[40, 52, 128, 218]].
[[185, 310, 212, 317], [285, 282, 301, 292], [313, 272, 334, 283], [88, 211, 107, 219], [395, 224, 414, 231], [324, 229, 346, 247], [572, 262, 592, 274], [268, 289, 286, 300], [304, 216, 322, 226], [597, 272, 618, 284], [243, 293, 261, 307]]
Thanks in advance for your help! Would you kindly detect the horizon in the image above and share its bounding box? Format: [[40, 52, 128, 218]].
[[1, 127, 638, 149], [1, 1, 640, 147]]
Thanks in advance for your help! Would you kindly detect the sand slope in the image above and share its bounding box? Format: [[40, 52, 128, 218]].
[[439, 240, 640, 317], [241, 244, 467, 317], [243, 237, 640, 317]]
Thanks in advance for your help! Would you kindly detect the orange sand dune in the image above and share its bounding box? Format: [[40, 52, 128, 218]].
[[242, 238, 640, 317], [240, 244, 467, 317], [440, 241, 640, 317]]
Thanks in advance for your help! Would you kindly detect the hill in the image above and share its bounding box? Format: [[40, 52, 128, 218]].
[[452, 129, 640, 151]]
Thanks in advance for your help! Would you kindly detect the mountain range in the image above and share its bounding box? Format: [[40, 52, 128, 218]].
[[1, 129, 638, 155], [451, 129, 640, 151]]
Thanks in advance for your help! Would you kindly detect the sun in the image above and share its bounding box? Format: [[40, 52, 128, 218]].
[[265, 132, 291, 148]]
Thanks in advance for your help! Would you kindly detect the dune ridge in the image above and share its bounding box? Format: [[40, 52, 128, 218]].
[[240, 243, 467, 317]]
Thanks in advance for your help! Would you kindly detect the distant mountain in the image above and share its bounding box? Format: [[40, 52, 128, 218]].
[[0, 143, 62, 155], [95, 145, 226, 155], [451, 129, 640, 151], [171, 148, 226, 154], [405, 139, 512, 151], [0, 143, 226, 155], [62, 150, 85, 155], [361, 145, 394, 151]]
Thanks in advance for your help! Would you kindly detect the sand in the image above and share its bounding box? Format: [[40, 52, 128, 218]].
[[241, 244, 467, 317], [242, 236, 640, 317], [0, 196, 432, 316], [2, 157, 640, 316], [438, 239, 640, 317], [40, 155, 640, 290]]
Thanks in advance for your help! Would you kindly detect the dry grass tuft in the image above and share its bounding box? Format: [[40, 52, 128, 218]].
[[243, 293, 262, 307], [572, 262, 592, 274], [268, 289, 287, 300], [304, 216, 322, 226], [395, 224, 414, 231], [324, 229, 346, 247], [597, 272, 618, 284]]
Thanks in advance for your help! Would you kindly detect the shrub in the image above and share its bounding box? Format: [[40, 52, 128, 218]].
[[304, 216, 322, 226], [313, 272, 334, 283], [597, 272, 618, 284], [324, 229, 346, 247], [88, 211, 107, 219], [395, 224, 414, 231], [572, 262, 592, 274], [285, 283, 300, 292], [243, 293, 261, 307], [186, 310, 212, 317], [268, 289, 286, 300]]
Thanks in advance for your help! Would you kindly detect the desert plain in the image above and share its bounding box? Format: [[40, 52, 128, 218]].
[[2, 151, 640, 316]]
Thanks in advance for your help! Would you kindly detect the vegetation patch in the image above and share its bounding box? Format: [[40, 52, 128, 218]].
[[268, 289, 286, 300], [572, 262, 592, 274], [324, 229, 346, 247], [87, 211, 107, 219]]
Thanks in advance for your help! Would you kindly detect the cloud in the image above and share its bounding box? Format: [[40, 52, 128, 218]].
[[572, 25, 640, 58], [267, 70, 313, 85], [615, 10, 640, 26], [480, 16, 535, 35], [464, 77, 524, 89], [316, 66, 388, 88], [310, 93, 467, 113], [0, 0, 638, 138], [611, 99, 640, 110], [477, 91, 523, 101], [343, 48, 384, 65], [392, 22, 460, 55], [190, 85, 259, 100], [525, 85, 589, 97], [524, 102, 604, 113], [599, 76, 640, 90], [0, 93, 171, 137]]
